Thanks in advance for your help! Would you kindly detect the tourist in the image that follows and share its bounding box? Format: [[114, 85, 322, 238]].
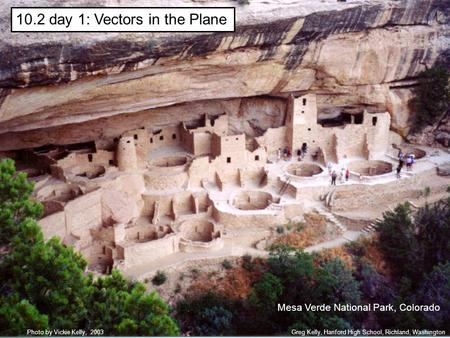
[[312, 151, 318, 161], [327, 162, 332, 173], [331, 170, 337, 186], [410, 153, 416, 169], [302, 143, 308, 155], [340, 168, 345, 183], [406, 154, 413, 170], [396, 165, 402, 178], [398, 150, 405, 167], [345, 168, 350, 181]]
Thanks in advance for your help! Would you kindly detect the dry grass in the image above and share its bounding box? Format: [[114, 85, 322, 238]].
[[186, 257, 265, 300], [315, 246, 355, 270], [273, 213, 331, 249]]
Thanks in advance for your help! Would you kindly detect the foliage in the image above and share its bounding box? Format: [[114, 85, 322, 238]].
[[248, 272, 283, 313], [415, 262, 450, 329], [376, 203, 423, 279], [322, 258, 361, 306], [410, 66, 450, 130], [0, 296, 48, 335], [176, 292, 236, 335], [152, 270, 167, 286], [0, 159, 179, 336], [276, 225, 285, 234], [221, 259, 232, 270], [415, 198, 450, 272], [0, 158, 42, 245], [86, 270, 179, 335], [194, 306, 234, 336], [241, 254, 254, 271]]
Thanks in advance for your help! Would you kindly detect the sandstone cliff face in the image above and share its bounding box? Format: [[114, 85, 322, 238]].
[[0, 0, 448, 150]]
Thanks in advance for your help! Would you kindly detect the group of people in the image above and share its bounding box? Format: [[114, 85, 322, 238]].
[[396, 151, 416, 178], [330, 166, 350, 186]]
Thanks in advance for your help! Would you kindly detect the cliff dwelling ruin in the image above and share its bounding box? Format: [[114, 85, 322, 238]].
[[3, 93, 449, 277]]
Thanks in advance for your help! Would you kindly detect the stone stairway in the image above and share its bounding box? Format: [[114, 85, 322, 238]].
[[361, 222, 377, 235], [314, 207, 347, 234]]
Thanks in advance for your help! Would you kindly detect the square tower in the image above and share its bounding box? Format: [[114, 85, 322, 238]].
[[286, 93, 318, 153]]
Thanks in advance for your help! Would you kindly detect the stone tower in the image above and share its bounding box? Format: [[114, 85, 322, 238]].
[[286, 93, 318, 154], [117, 136, 138, 171]]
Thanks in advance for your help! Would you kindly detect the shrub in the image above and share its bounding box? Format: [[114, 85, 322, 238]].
[[222, 260, 233, 270], [242, 254, 254, 271], [276, 226, 285, 234], [152, 271, 167, 286]]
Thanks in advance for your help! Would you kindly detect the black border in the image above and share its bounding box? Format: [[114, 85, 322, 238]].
[[11, 6, 236, 33]]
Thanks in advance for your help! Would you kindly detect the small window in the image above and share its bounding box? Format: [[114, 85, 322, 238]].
[[113, 138, 119, 143], [150, 137, 153, 143], [308, 128, 311, 131], [88, 154, 93, 162], [109, 159, 114, 166], [227, 157, 231, 163], [355, 113, 364, 124], [303, 98, 307, 105], [236, 137, 239, 141], [255, 155, 260, 161], [372, 116, 378, 126], [134, 134, 138, 140], [301, 111, 305, 114], [126, 140, 130, 144], [172, 133, 176, 140], [159, 135, 164, 141]]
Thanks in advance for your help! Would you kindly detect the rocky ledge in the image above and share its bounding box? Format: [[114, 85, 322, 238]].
[[0, 0, 449, 150]]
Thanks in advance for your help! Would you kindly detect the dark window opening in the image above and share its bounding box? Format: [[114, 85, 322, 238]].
[[236, 137, 239, 141], [372, 116, 378, 126], [354, 113, 364, 124], [342, 113, 352, 124], [134, 134, 138, 140], [88, 154, 93, 162], [150, 138, 153, 143], [126, 140, 130, 144], [303, 98, 307, 105], [227, 157, 231, 163], [313, 140, 316, 143], [255, 155, 260, 161], [302, 142, 307, 149], [159, 135, 164, 141], [109, 159, 114, 166], [113, 138, 119, 143], [308, 128, 311, 131], [172, 133, 176, 140], [302, 110, 305, 114]]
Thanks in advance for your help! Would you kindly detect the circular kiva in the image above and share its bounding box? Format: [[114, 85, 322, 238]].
[[179, 219, 216, 242], [287, 163, 323, 177], [232, 190, 273, 210], [348, 160, 393, 176]]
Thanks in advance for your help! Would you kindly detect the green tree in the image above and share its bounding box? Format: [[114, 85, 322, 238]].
[[0, 158, 42, 245], [322, 258, 361, 306], [415, 198, 450, 271], [86, 270, 180, 336], [416, 262, 450, 329], [0, 296, 48, 336], [249, 272, 284, 314], [376, 203, 423, 280], [411, 66, 450, 130], [1, 227, 89, 329], [0, 159, 179, 335]]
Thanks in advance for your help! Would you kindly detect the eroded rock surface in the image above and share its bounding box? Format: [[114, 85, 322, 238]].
[[0, 0, 449, 150]]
